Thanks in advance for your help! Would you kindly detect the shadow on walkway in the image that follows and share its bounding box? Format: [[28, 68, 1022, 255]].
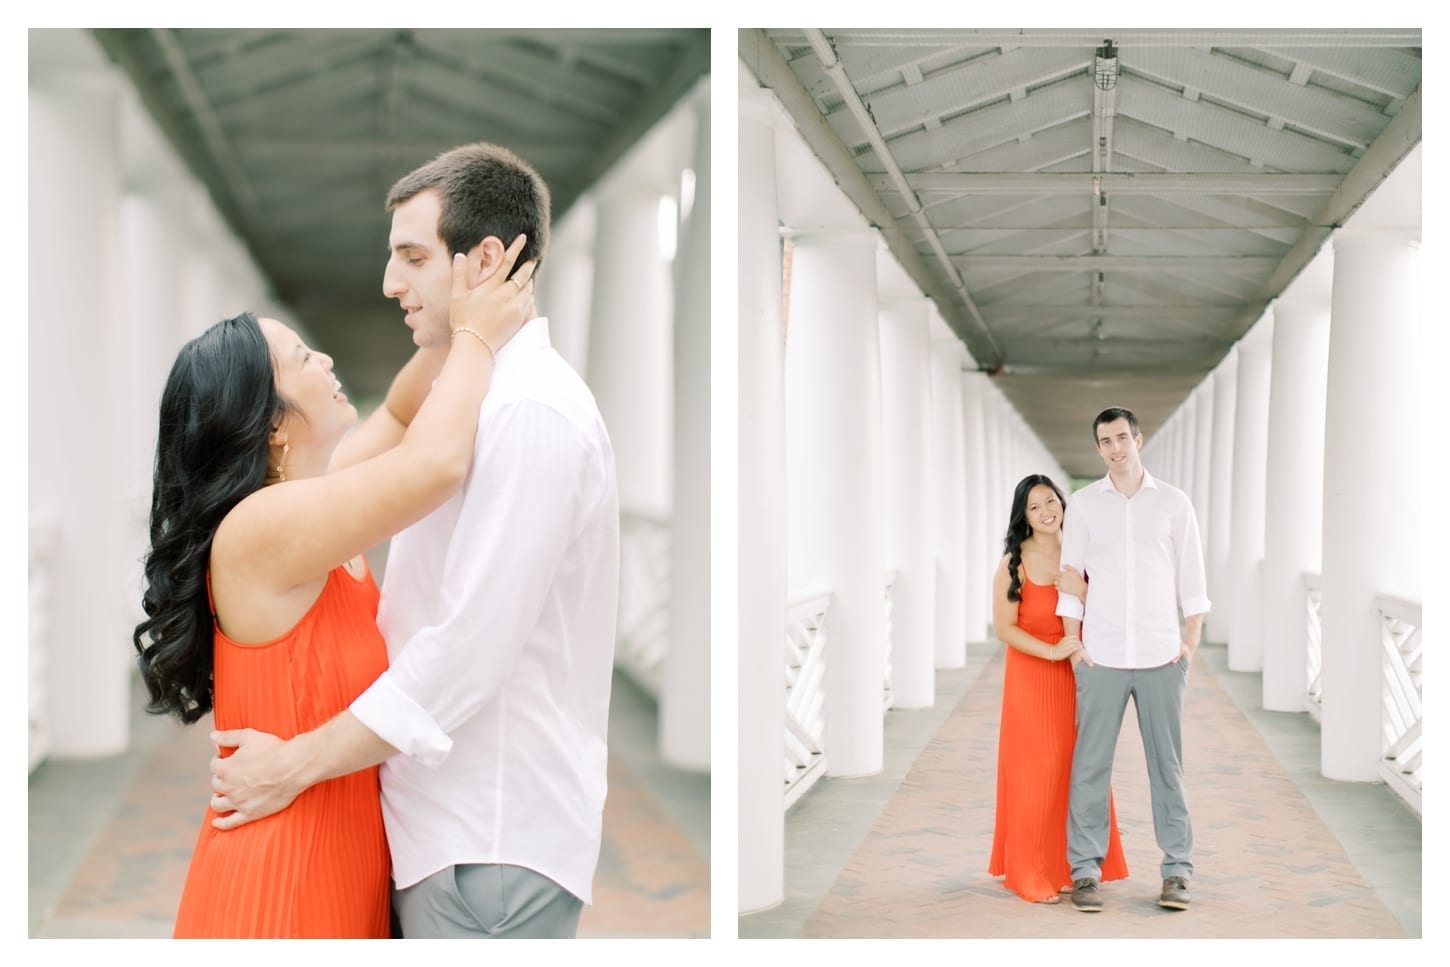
[[29, 671, 709, 939], [743, 641, 1419, 940]]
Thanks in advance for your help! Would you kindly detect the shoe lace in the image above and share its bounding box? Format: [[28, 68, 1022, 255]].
[[1166, 876, 1188, 889]]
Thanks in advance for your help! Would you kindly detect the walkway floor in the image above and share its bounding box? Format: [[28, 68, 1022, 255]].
[[741, 640, 1422, 941], [29, 671, 709, 939]]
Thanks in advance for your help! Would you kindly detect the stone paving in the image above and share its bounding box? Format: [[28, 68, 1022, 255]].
[[743, 641, 1421, 941], [28, 672, 709, 939]]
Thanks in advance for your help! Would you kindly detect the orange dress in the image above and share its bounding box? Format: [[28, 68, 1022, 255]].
[[988, 573, 1128, 901], [173, 564, 392, 938]]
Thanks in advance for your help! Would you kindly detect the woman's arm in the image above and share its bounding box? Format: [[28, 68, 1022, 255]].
[[1056, 564, 1087, 603], [214, 238, 535, 594], [327, 348, 447, 474], [993, 556, 1082, 662]]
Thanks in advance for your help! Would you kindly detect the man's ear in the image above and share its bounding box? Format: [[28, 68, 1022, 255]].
[[467, 236, 508, 286]]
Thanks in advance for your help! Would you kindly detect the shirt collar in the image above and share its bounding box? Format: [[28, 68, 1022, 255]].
[[1096, 466, 1158, 495], [495, 316, 550, 364]]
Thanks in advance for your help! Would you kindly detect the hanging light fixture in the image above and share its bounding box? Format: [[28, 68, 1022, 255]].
[[1095, 39, 1119, 91]]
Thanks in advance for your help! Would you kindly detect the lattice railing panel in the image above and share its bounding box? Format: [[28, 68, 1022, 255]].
[[1304, 572, 1323, 721], [784, 589, 831, 809], [883, 570, 898, 713], [616, 513, 671, 697], [1377, 594, 1422, 814], [29, 513, 57, 772]]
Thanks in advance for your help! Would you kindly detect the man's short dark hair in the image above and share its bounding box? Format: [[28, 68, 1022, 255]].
[[1092, 406, 1140, 443], [386, 142, 550, 278]]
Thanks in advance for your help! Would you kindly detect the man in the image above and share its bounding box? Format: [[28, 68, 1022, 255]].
[[1055, 406, 1209, 913], [209, 143, 620, 938]]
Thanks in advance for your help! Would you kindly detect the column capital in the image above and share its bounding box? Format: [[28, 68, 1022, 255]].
[[1270, 295, 1331, 329], [548, 197, 598, 258], [1332, 226, 1421, 252], [29, 29, 122, 90], [782, 225, 878, 243], [1237, 315, 1275, 357], [739, 87, 786, 128], [684, 74, 710, 114], [1189, 377, 1211, 407], [1212, 343, 1240, 381], [878, 295, 932, 313], [1278, 245, 1334, 307], [930, 336, 968, 363]]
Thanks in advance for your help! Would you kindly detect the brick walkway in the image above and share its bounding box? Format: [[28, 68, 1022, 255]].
[[29, 674, 708, 939], [749, 642, 1419, 940]]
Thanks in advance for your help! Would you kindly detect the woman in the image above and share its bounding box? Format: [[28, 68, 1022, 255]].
[[987, 474, 1129, 903], [132, 238, 535, 937]]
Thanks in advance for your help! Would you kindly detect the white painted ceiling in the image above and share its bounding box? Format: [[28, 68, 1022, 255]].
[[86, 28, 709, 397], [743, 28, 1422, 475]]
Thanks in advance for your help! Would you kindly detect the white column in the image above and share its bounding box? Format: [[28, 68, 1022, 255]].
[[587, 184, 674, 519], [1177, 396, 1197, 494], [930, 339, 968, 669], [960, 371, 992, 644], [535, 199, 596, 378], [118, 186, 187, 639], [1228, 318, 1275, 671], [993, 390, 1012, 541], [1261, 291, 1332, 711], [1205, 351, 1238, 643], [1192, 381, 1214, 531], [29, 65, 131, 757], [1156, 414, 1174, 488], [785, 228, 886, 778], [878, 299, 936, 707], [661, 86, 710, 771], [178, 188, 229, 340], [979, 389, 1004, 588], [737, 92, 786, 914], [1153, 415, 1169, 481], [1174, 411, 1188, 490], [1320, 230, 1420, 781]]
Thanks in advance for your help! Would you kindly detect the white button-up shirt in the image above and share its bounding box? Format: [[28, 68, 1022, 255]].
[[1055, 469, 1210, 669], [350, 318, 619, 903]]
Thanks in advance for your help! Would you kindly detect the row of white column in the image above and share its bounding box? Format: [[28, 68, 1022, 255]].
[[1142, 184, 1421, 782], [738, 87, 1069, 914], [31, 30, 712, 777], [29, 31, 295, 759], [535, 80, 712, 772]]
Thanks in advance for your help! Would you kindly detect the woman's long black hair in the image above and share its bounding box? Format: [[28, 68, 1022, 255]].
[[1001, 474, 1068, 603], [133, 312, 290, 723]]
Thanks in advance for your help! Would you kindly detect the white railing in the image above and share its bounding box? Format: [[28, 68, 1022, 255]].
[[1377, 593, 1422, 814], [1304, 572, 1323, 722], [883, 570, 898, 713], [616, 513, 671, 697], [784, 587, 831, 809], [29, 513, 58, 772], [1303, 572, 1422, 814]]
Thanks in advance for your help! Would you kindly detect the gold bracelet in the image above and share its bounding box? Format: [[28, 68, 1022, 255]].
[[450, 326, 496, 361]]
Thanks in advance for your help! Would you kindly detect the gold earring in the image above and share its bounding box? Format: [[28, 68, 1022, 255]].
[[275, 442, 289, 482]]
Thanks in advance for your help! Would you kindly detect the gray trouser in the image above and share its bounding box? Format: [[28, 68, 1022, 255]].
[[1068, 659, 1193, 882], [392, 863, 583, 938]]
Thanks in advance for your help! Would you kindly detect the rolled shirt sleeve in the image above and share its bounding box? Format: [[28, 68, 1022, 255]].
[[1175, 495, 1212, 618], [350, 399, 588, 767], [1056, 492, 1087, 622]]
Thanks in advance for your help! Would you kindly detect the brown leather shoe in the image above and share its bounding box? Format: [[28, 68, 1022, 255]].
[[1071, 878, 1103, 912], [1159, 875, 1191, 910]]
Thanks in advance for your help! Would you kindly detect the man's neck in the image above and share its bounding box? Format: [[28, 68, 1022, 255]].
[[1109, 465, 1145, 498]]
